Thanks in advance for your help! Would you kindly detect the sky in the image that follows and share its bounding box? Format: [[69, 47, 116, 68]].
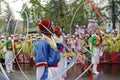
[[3, 0, 30, 20], [1, 0, 47, 20]]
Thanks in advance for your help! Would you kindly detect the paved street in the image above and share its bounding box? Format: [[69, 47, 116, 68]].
[[4, 63, 120, 80]]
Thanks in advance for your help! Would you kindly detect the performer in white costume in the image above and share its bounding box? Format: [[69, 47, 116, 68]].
[[5, 36, 14, 73], [53, 26, 67, 80], [89, 28, 102, 75]]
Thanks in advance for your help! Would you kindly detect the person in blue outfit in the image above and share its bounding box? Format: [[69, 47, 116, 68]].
[[33, 19, 60, 80]]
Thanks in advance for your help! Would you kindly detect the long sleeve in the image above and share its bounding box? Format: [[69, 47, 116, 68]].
[[34, 40, 60, 67], [47, 42, 60, 66]]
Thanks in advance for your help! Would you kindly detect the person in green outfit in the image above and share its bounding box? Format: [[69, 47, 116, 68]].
[[5, 36, 14, 73], [89, 28, 102, 75]]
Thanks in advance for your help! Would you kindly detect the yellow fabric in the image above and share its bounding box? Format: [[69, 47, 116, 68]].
[[110, 34, 114, 39], [42, 34, 57, 50], [103, 38, 111, 52], [110, 40, 118, 52], [21, 41, 27, 53], [118, 40, 120, 52], [0, 43, 3, 58], [14, 42, 22, 53]]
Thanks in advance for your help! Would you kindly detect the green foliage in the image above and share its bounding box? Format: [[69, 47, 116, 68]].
[[0, 20, 6, 25], [21, 0, 106, 33], [4, 2, 15, 35], [43, 0, 89, 33]]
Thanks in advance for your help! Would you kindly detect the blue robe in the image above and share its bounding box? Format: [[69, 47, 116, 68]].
[[33, 40, 60, 80]]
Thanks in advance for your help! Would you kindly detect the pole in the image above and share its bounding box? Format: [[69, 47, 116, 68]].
[[112, 0, 116, 29]]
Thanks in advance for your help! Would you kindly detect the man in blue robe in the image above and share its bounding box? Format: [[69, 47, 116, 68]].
[[33, 19, 60, 80]]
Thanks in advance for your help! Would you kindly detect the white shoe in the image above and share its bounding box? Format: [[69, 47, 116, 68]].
[[93, 71, 99, 75]]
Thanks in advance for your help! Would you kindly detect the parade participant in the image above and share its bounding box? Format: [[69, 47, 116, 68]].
[[70, 35, 76, 52], [0, 39, 6, 64], [5, 36, 14, 73], [27, 34, 33, 54], [114, 29, 119, 38], [110, 38, 119, 52], [21, 37, 26, 54], [75, 36, 81, 52], [53, 26, 67, 80], [14, 39, 22, 54], [106, 23, 113, 33], [27, 40, 32, 54], [89, 28, 102, 75], [115, 30, 120, 52], [75, 25, 80, 35], [80, 32, 85, 39], [87, 20, 96, 35], [103, 35, 111, 53], [66, 36, 71, 51], [0, 39, 3, 59], [33, 19, 60, 80]]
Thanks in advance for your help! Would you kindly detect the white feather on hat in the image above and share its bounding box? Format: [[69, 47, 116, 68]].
[[105, 35, 109, 37], [1, 35, 5, 38], [8, 37, 11, 40], [64, 35, 67, 38], [81, 31, 84, 34], [85, 34, 89, 37], [19, 34, 22, 37], [75, 32, 78, 35], [100, 30, 104, 34], [112, 30, 115, 33], [75, 25, 79, 28], [67, 34, 70, 36], [112, 38, 116, 40], [15, 34, 18, 36], [32, 38, 36, 41], [11, 34, 14, 37], [114, 29, 118, 31], [1, 39, 4, 41], [106, 30, 110, 32]]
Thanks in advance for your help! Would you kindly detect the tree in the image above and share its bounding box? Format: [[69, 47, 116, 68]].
[[20, 0, 98, 33], [4, 2, 15, 35], [98, 0, 120, 29], [21, 3, 30, 34], [44, 0, 89, 33]]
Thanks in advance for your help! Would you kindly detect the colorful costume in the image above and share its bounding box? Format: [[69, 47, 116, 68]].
[[87, 20, 97, 35], [54, 34, 67, 80], [33, 19, 60, 80], [89, 34, 101, 74], [5, 39, 14, 73]]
